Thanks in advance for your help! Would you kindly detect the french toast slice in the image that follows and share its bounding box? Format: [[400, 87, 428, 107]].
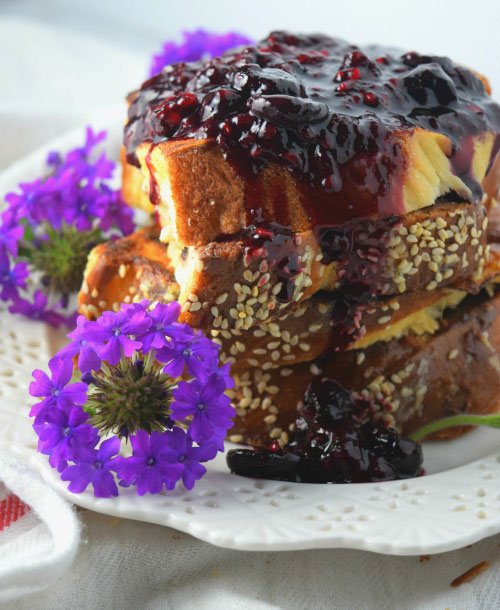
[[168, 200, 487, 330], [122, 33, 500, 246], [227, 290, 500, 447], [211, 289, 467, 372], [78, 232, 467, 367], [79, 202, 487, 332], [123, 131, 497, 246]]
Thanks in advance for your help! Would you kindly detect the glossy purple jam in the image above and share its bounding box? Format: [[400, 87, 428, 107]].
[[243, 222, 304, 303], [241, 213, 399, 349], [226, 378, 423, 483], [125, 31, 500, 224]]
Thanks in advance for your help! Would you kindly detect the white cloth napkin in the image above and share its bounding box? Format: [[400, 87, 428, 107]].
[[2, 11, 500, 610], [0, 452, 80, 602]]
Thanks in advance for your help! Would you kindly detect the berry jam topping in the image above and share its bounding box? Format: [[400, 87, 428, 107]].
[[318, 214, 400, 349], [125, 31, 500, 224], [243, 222, 304, 303], [226, 378, 423, 483]]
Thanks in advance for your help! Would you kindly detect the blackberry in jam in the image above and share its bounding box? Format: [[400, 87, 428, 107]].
[[226, 378, 423, 483]]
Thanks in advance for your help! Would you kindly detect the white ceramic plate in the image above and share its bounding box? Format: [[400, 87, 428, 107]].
[[2, 122, 500, 555]]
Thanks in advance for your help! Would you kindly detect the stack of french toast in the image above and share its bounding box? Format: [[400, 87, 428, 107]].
[[78, 32, 500, 447]]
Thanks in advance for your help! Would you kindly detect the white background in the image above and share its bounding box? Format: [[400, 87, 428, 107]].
[[2, 0, 500, 101]]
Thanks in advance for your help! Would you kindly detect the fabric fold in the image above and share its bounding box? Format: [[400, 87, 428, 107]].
[[0, 451, 81, 602]]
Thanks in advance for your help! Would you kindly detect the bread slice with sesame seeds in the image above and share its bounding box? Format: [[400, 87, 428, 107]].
[[78, 199, 489, 335], [81, 220, 500, 361], [227, 289, 500, 447], [161, 200, 487, 331], [214, 288, 467, 372], [78, 227, 474, 370]]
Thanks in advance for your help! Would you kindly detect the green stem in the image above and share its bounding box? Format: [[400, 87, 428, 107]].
[[120, 355, 128, 370], [144, 349, 156, 373], [410, 413, 500, 442]]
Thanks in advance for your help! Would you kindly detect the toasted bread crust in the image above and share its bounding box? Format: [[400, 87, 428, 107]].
[[79, 227, 179, 318]]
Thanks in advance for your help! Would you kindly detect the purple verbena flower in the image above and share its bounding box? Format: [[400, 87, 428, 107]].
[[150, 29, 253, 76], [61, 181, 106, 231], [163, 427, 218, 490], [9, 291, 68, 328], [115, 430, 184, 495], [62, 128, 109, 174], [96, 185, 135, 236], [61, 437, 121, 498], [0, 250, 29, 301], [79, 127, 108, 159], [171, 374, 234, 447], [46, 150, 62, 170], [29, 356, 88, 424], [5, 177, 53, 226], [0, 211, 24, 257], [57, 315, 102, 373], [2, 127, 138, 328], [34, 404, 97, 472], [157, 330, 219, 379], [29, 297, 236, 498], [79, 151, 115, 184], [93, 309, 151, 365], [136, 301, 190, 353]]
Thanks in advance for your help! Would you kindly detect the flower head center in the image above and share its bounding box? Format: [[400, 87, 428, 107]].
[[87, 362, 174, 436], [53, 388, 61, 397], [178, 454, 186, 463], [146, 457, 155, 467], [182, 347, 193, 358], [31, 222, 105, 297], [113, 327, 121, 337], [196, 402, 206, 412], [62, 426, 71, 436], [93, 459, 103, 469]]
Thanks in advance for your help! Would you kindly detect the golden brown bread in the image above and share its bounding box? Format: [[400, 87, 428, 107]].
[[167, 200, 487, 331], [122, 131, 497, 246], [80, 227, 179, 318], [79, 202, 487, 334], [227, 290, 500, 446], [79, 231, 468, 369]]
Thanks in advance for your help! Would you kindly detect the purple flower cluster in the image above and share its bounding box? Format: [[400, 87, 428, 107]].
[[1, 127, 135, 327], [30, 301, 235, 498], [149, 29, 253, 76]]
